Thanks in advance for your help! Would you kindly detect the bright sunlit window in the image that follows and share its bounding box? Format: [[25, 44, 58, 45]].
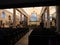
[[2, 11, 6, 19], [30, 13, 37, 21], [50, 15, 52, 21]]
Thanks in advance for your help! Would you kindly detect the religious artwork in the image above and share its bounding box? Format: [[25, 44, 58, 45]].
[[30, 13, 37, 21]]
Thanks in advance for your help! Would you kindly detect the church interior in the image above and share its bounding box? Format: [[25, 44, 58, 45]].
[[0, 6, 60, 45]]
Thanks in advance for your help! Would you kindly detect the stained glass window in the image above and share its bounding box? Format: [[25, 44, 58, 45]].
[[30, 13, 37, 21], [2, 11, 6, 18]]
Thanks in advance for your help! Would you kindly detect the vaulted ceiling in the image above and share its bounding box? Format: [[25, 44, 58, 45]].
[[4, 7, 43, 16], [4, 6, 56, 17], [22, 7, 42, 15], [4, 9, 20, 16]]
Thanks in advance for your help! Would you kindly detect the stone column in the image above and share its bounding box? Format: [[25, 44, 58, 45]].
[[13, 8, 16, 28], [44, 14, 46, 28], [20, 13, 22, 24], [56, 6, 60, 32], [46, 6, 50, 28], [24, 15, 26, 25], [26, 17, 27, 25], [26, 16, 28, 26]]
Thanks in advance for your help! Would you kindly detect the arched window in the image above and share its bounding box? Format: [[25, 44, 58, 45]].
[[2, 11, 6, 19], [50, 14, 52, 21], [30, 13, 37, 21], [22, 15, 24, 21]]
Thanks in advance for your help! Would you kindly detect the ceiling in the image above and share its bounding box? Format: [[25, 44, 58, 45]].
[[22, 7, 42, 15], [4, 9, 13, 13], [4, 6, 56, 17], [4, 9, 20, 16], [3, 6, 56, 19], [4, 7, 43, 16]]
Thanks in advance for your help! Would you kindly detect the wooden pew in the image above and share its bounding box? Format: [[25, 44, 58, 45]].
[[0, 27, 29, 45]]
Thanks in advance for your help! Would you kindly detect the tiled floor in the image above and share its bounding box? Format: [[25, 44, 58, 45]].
[[15, 29, 33, 45]]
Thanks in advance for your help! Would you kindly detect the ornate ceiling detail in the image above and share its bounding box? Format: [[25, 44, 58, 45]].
[[22, 7, 42, 15]]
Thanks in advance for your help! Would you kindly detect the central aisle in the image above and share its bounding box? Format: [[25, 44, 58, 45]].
[[15, 29, 33, 45]]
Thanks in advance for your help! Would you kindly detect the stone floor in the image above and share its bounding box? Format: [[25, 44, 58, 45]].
[[15, 29, 33, 45]]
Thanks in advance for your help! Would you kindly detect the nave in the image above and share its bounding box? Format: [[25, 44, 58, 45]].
[[15, 29, 32, 45], [0, 28, 29, 45]]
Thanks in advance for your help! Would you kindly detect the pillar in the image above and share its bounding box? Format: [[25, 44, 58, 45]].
[[44, 13, 46, 28], [13, 8, 16, 28], [26, 17, 28, 25], [24, 15, 26, 25], [25, 16, 28, 26], [56, 6, 60, 32], [20, 13, 22, 24], [46, 6, 50, 28], [24, 15, 25, 21]]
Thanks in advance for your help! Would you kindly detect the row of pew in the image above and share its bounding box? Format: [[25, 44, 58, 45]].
[[29, 27, 60, 45], [0, 27, 29, 45]]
